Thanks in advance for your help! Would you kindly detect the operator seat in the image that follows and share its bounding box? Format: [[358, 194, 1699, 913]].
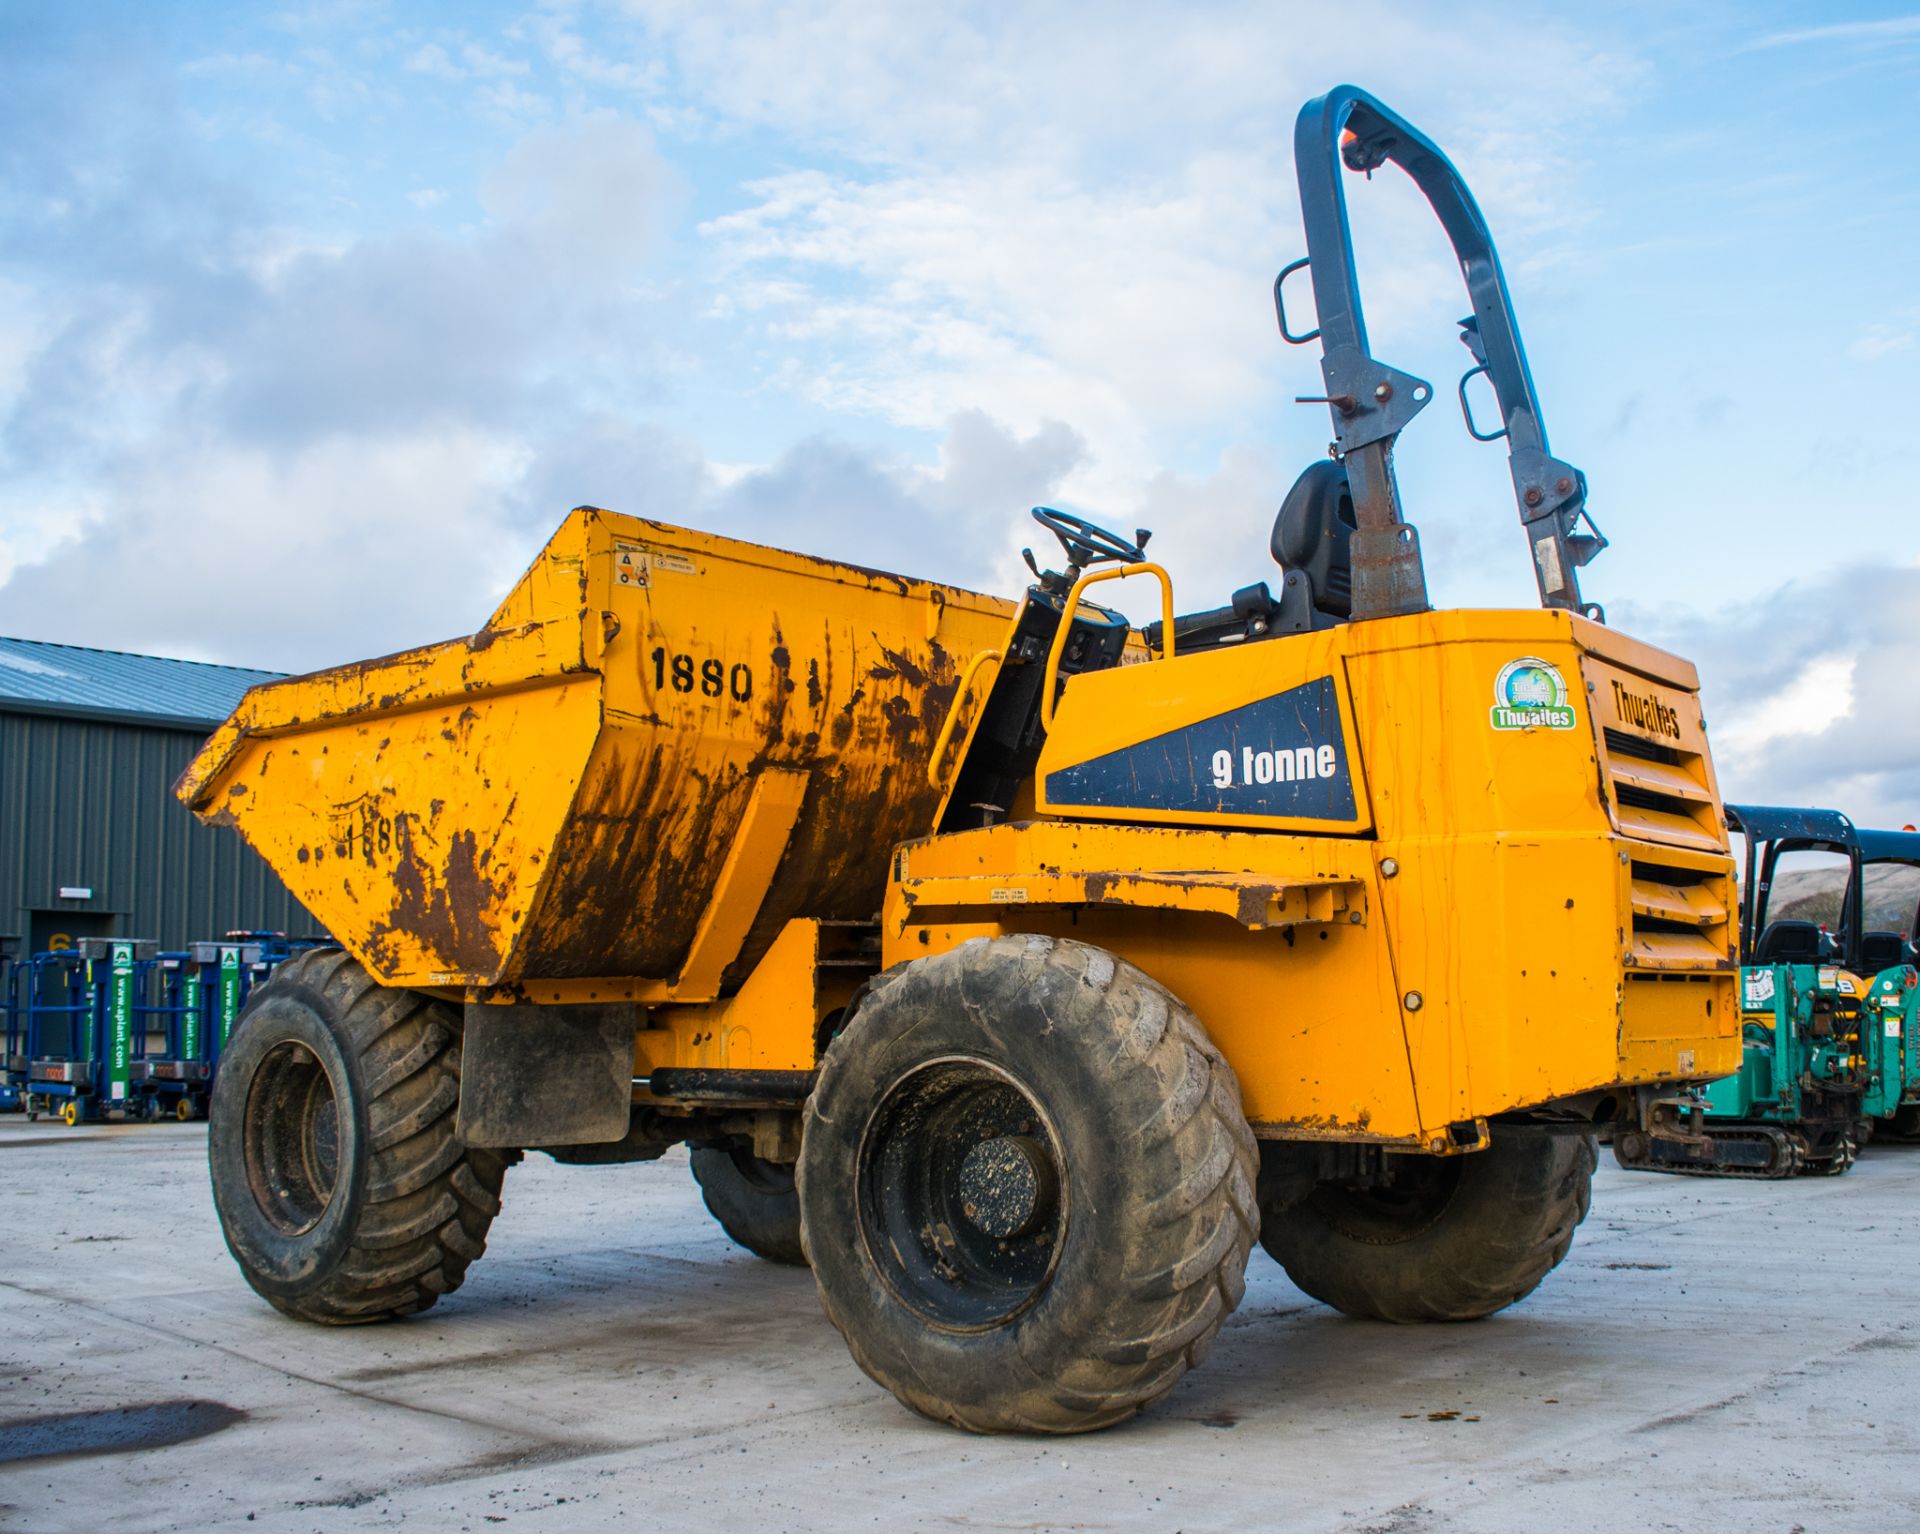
[[1269, 458, 1356, 620], [1861, 932, 1907, 974], [1144, 460, 1358, 651], [1752, 920, 1822, 965]]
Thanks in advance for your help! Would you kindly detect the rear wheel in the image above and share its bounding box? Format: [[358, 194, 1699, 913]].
[[690, 1145, 807, 1265], [799, 934, 1258, 1434], [208, 948, 512, 1324], [1260, 1130, 1595, 1322]]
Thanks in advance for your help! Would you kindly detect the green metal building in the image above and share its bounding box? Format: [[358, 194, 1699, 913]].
[[0, 636, 316, 956]]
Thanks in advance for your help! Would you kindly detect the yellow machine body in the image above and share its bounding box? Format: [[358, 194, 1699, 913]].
[[177, 508, 1012, 1010], [888, 599, 1740, 1146], [181, 516, 1737, 1144]]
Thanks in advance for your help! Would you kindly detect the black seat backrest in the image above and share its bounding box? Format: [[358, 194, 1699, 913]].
[[1271, 460, 1356, 619], [1862, 931, 1907, 974], [1753, 919, 1822, 966]]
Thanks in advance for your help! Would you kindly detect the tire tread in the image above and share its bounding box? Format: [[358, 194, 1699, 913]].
[[230, 947, 509, 1326], [1261, 1129, 1596, 1323], [807, 933, 1258, 1434]]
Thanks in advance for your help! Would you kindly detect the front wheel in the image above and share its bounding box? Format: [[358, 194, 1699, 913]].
[[1260, 1130, 1595, 1322], [799, 935, 1258, 1434], [207, 948, 512, 1324]]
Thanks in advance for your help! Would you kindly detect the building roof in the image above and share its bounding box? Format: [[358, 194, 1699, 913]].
[[0, 636, 281, 731]]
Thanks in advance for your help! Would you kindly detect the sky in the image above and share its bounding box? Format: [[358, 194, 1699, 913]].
[[1, 1, 1917, 824]]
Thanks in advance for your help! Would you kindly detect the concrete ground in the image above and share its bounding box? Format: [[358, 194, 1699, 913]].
[[3, 1122, 1919, 1534]]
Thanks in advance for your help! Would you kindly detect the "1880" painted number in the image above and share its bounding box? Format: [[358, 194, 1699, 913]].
[[651, 647, 754, 702]]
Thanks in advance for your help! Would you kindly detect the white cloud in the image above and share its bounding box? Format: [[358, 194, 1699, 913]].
[[404, 42, 463, 79], [702, 157, 1284, 448], [1713, 652, 1857, 764], [0, 411, 1090, 673], [1114, 444, 1297, 616], [565, 0, 1648, 585], [459, 43, 532, 79], [0, 278, 56, 412], [27, 0, 1865, 730], [693, 410, 1084, 597], [0, 430, 531, 670], [2, 73, 1101, 659], [480, 81, 552, 120], [1849, 312, 1919, 362], [597, 0, 1639, 172], [0, 114, 689, 663], [180, 51, 279, 77], [1635, 567, 1920, 830], [0, 488, 94, 592], [530, 15, 663, 93], [1748, 15, 1920, 49]]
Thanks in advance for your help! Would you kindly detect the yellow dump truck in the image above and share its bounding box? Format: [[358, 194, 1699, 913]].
[[182, 87, 1738, 1433]]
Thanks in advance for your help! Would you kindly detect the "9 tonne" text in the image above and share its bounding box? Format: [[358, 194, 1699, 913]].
[[1211, 744, 1338, 789]]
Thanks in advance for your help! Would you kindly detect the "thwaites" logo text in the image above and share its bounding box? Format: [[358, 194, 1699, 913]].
[[1611, 678, 1682, 740]]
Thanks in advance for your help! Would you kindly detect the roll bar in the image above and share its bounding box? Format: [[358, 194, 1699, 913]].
[[1278, 86, 1608, 620], [1727, 805, 1862, 967]]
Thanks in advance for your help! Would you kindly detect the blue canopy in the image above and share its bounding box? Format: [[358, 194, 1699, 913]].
[[1726, 804, 1855, 848]]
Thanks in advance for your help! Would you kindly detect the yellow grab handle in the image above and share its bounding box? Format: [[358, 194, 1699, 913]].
[[927, 648, 1005, 790], [1040, 562, 1175, 731]]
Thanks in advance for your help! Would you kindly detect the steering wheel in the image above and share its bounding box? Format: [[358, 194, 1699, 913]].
[[1030, 506, 1148, 570]]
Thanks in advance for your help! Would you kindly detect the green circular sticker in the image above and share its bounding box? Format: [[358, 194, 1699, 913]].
[[1491, 657, 1576, 731]]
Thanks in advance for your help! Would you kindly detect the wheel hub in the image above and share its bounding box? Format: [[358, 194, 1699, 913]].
[[243, 1040, 341, 1236], [956, 1135, 1056, 1239], [856, 1058, 1068, 1330]]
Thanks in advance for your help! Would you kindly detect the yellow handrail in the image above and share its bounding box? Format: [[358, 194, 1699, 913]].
[[926, 648, 1005, 790], [1040, 562, 1175, 731]]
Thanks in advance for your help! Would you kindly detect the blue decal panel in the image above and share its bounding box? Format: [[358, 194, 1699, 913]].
[[1045, 677, 1357, 820]]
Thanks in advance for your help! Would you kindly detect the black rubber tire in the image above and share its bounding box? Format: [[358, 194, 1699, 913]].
[[1260, 1130, 1596, 1323], [690, 1145, 808, 1266], [207, 948, 511, 1324], [798, 934, 1259, 1434]]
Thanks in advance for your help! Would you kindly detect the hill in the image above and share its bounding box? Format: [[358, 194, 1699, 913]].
[[1765, 864, 1920, 936]]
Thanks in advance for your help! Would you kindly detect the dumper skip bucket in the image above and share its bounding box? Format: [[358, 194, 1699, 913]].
[[178, 509, 1012, 998]]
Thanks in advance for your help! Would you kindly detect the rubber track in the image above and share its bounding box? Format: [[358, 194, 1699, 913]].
[[262, 949, 511, 1325], [1616, 1125, 1858, 1180]]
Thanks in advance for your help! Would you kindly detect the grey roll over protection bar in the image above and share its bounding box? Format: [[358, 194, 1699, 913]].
[[1276, 85, 1608, 621]]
